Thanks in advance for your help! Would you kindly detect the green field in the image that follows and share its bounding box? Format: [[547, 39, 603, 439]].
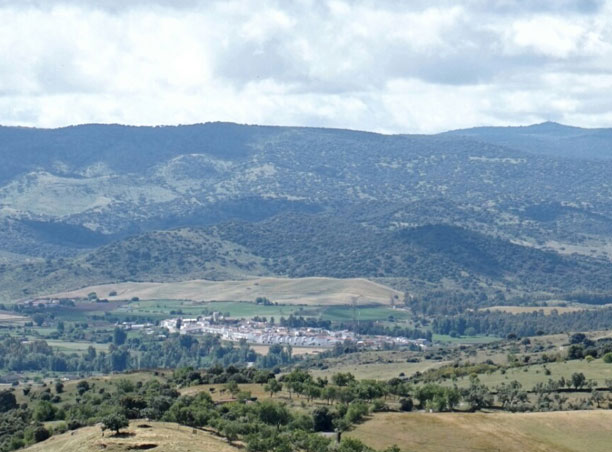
[[320, 305, 411, 322], [44, 340, 109, 353], [451, 358, 612, 390], [114, 299, 305, 320], [432, 334, 501, 344]]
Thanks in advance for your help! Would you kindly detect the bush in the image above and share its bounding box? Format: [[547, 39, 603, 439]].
[[399, 398, 413, 412], [33, 426, 51, 443], [604, 353, 612, 363], [345, 401, 369, 424], [371, 399, 387, 412], [313, 406, 334, 432], [33, 401, 56, 422], [0, 390, 17, 413]]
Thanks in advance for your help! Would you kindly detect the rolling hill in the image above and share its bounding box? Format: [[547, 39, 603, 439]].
[[23, 421, 240, 452], [49, 277, 403, 305], [1, 122, 612, 306], [444, 122, 612, 160]]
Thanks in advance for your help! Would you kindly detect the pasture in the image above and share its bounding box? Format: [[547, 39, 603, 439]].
[[24, 421, 240, 452], [49, 277, 403, 306], [452, 358, 612, 390], [349, 410, 612, 452]]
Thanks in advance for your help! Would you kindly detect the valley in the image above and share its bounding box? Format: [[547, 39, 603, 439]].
[[1, 122, 612, 452]]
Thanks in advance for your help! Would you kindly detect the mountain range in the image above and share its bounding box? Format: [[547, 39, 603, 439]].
[[0, 121, 611, 303]]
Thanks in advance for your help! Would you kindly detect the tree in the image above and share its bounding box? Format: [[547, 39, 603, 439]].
[[264, 378, 283, 397], [332, 372, 355, 387], [258, 400, 291, 430], [102, 412, 129, 435], [220, 420, 240, 445], [399, 398, 413, 412], [225, 380, 239, 396], [345, 401, 369, 424], [55, 381, 64, 394], [33, 401, 56, 422], [496, 381, 529, 412], [32, 313, 45, 327], [313, 406, 334, 432], [338, 438, 374, 452], [0, 390, 17, 413], [113, 328, 127, 346], [591, 389, 605, 408], [33, 426, 50, 443], [76, 381, 90, 396], [463, 376, 493, 411], [571, 372, 586, 390]]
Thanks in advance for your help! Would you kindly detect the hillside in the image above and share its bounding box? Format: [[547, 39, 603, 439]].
[[1, 122, 612, 305], [1, 122, 612, 260], [349, 411, 612, 452], [23, 421, 240, 452], [49, 277, 403, 305], [3, 213, 612, 305], [444, 122, 612, 160]]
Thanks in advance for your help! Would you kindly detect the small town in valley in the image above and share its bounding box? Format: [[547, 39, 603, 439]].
[[159, 314, 429, 349]]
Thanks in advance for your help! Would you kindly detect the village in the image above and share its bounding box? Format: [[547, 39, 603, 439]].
[[159, 313, 429, 349]]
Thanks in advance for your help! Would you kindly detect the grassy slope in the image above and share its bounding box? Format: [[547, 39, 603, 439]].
[[24, 421, 240, 452], [349, 411, 612, 452], [451, 358, 612, 390], [49, 277, 402, 306]]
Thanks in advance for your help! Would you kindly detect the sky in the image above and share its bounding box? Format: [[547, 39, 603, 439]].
[[1, 0, 611, 133]]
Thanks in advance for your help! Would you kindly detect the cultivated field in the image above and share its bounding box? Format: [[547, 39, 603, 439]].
[[24, 421, 239, 452], [51, 277, 403, 305], [349, 411, 612, 452], [0, 311, 28, 324]]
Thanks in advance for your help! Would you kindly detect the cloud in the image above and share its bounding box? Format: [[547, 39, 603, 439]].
[[0, 0, 611, 133]]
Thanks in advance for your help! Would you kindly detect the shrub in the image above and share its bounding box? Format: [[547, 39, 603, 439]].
[[33, 426, 51, 443], [399, 398, 413, 412]]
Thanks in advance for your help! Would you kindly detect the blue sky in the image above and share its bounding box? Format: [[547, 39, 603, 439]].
[[1, 0, 611, 133]]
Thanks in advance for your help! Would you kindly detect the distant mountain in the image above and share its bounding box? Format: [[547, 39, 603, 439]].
[[1, 122, 612, 257], [1, 121, 612, 303], [442, 122, 612, 160]]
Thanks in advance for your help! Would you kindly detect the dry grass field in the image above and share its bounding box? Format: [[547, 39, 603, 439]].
[[24, 421, 240, 452], [50, 277, 402, 305], [0, 311, 28, 324], [349, 411, 612, 452], [250, 344, 325, 356]]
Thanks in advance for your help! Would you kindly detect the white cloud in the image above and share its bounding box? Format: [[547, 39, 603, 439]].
[[0, 0, 611, 132]]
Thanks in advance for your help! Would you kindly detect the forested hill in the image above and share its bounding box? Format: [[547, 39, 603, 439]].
[[2, 212, 611, 304], [1, 122, 612, 258], [443, 122, 612, 160], [1, 122, 612, 303]]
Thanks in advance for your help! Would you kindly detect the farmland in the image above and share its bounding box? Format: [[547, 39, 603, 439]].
[[49, 277, 403, 306], [348, 411, 612, 452]]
